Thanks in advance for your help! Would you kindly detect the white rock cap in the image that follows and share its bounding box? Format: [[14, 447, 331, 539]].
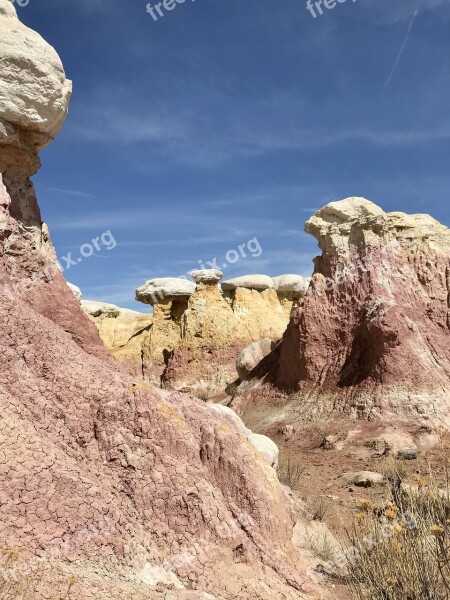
[[306, 198, 386, 238], [305, 198, 389, 254], [309, 198, 386, 224], [221, 274, 274, 291], [189, 269, 223, 284], [67, 282, 82, 302], [82, 300, 150, 320], [81, 300, 121, 318], [0, 0, 72, 143], [136, 278, 196, 306], [272, 275, 311, 294]]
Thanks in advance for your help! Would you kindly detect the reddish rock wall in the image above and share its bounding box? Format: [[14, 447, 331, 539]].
[[235, 198, 450, 426]]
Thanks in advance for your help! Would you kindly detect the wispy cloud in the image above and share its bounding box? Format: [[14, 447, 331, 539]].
[[46, 187, 96, 199], [67, 82, 450, 170]]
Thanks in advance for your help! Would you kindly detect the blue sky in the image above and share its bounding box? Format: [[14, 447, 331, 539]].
[[19, 0, 450, 310]]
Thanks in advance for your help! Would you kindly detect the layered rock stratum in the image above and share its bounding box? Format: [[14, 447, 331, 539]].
[[82, 272, 309, 396], [0, 3, 325, 599], [234, 198, 450, 429], [138, 271, 309, 395], [157, 272, 308, 396]]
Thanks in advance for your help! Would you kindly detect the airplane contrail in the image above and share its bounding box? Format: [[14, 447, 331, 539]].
[[385, 9, 419, 86]]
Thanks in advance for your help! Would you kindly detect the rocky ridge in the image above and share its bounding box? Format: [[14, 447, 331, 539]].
[[80, 271, 310, 396]]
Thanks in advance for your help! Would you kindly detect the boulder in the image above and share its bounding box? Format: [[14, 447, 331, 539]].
[[398, 448, 418, 460], [189, 269, 223, 284], [236, 339, 276, 381], [136, 277, 196, 305], [248, 433, 279, 470], [272, 275, 311, 295], [209, 404, 279, 469], [209, 404, 249, 435], [221, 274, 274, 291], [0, 0, 71, 143], [339, 471, 384, 488], [372, 430, 417, 456]]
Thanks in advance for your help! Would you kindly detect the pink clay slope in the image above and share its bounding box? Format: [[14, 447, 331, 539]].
[[0, 138, 324, 600]]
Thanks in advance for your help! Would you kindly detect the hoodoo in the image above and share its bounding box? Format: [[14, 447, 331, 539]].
[[235, 198, 450, 426]]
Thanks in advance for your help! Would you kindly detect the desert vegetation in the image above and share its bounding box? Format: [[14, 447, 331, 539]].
[[347, 465, 450, 600], [278, 456, 309, 491]]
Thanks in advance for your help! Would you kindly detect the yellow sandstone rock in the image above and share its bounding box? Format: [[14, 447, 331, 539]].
[[77, 271, 310, 396]]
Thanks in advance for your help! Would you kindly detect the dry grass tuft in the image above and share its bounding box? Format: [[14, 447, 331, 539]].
[[278, 456, 309, 491], [311, 496, 333, 522], [380, 457, 407, 486], [191, 382, 216, 402], [0, 547, 43, 599], [347, 466, 450, 600]]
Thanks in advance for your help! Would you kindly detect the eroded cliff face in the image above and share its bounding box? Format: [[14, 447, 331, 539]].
[[159, 280, 301, 396], [83, 273, 308, 397], [0, 3, 324, 599], [137, 272, 309, 397], [234, 198, 450, 427]]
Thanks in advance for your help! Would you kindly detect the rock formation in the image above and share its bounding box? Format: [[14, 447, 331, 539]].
[[82, 272, 310, 395], [0, 3, 325, 599], [137, 271, 310, 397], [68, 282, 82, 303], [236, 339, 276, 381], [233, 198, 450, 429], [210, 405, 280, 469], [82, 300, 153, 376]]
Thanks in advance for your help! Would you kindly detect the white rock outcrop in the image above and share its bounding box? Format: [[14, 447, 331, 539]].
[[67, 282, 82, 303], [0, 0, 72, 143], [209, 404, 279, 469], [305, 197, 387, 254], [82, 300, 121, 318], [136, 278, 196, 305], [209, 405, 249, 435], [339, 471, 384, 488], [189, 269, 223, 284], [221, 274, 274, 291], [272, 274, 310, 294], [247, 433, 279, 470], [236, 339, 275, 381]]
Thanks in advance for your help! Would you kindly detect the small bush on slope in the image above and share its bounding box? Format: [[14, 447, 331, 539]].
[[278, 456, 309, 491]]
